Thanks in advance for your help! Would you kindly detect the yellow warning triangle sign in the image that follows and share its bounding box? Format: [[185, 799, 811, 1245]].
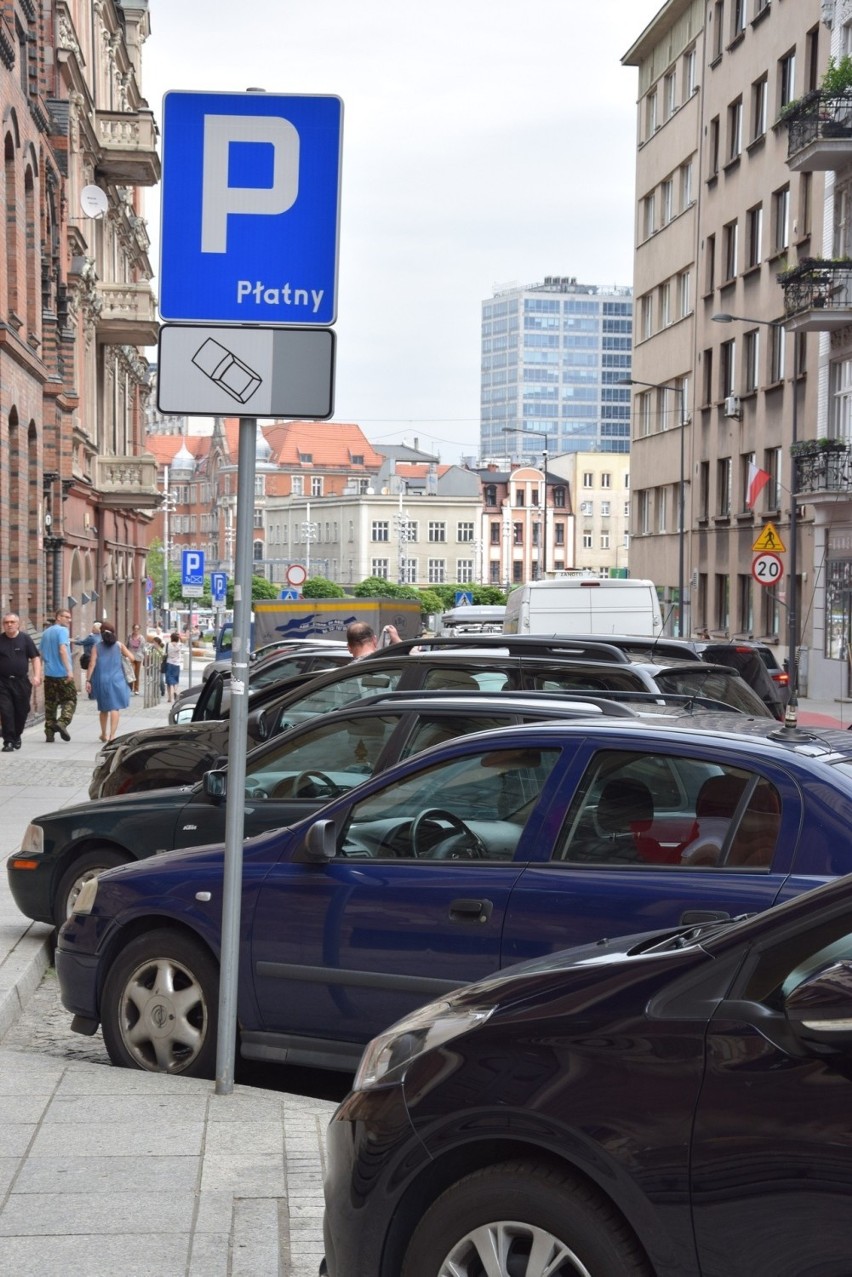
[[752, 522, 786, 553]]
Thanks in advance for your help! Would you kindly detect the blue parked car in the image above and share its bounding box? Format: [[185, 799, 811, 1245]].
[[56, 716, 852, 1077]]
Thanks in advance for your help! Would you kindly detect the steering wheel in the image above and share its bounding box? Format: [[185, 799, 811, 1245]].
[[410, 808, 486, 860], [291, 769, 342, 799]]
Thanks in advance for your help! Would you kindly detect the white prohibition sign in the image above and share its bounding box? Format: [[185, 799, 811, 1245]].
[[752, 552, 784, 586], [287, 563, 308, 586]]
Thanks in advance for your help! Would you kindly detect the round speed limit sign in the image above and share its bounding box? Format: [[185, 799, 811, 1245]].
[[752, 552, 784, 586]]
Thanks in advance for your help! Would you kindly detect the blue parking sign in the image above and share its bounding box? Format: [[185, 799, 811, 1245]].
[[182, 549, 205, 588], [210, 571, 227, 604], [160, 91, 343, 326]]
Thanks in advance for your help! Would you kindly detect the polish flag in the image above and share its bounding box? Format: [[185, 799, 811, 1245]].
[[746, 461, 770, 509]]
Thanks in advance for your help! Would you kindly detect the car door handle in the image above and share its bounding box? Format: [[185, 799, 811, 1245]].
[[449, 898, 494, 924]]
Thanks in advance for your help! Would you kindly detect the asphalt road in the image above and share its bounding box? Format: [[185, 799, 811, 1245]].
[[1, 964, 352, 1103]]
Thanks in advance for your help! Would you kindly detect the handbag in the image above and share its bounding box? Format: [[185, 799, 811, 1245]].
[[79, 651, 90, 670], [121, 653, 135, 685]]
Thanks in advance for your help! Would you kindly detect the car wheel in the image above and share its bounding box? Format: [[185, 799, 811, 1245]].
[[401, 1160, 651, 1277], [101, 929, 219, 1077], [54, 847, 131, 927]]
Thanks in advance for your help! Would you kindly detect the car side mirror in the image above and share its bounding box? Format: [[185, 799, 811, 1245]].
[[203, 769, 226, 800], [784, 960, 852, 1048], [298, 819, 337, 863]]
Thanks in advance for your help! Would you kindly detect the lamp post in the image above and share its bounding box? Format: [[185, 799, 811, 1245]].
[[712, 312, 799, 713], [619, 378, 687, 636], [502, 427, 550, 578]]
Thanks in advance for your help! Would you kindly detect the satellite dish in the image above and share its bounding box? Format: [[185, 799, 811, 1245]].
[[80, 185, 109, 218]]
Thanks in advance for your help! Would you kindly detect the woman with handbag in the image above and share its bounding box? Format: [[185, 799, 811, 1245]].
[[85, 620, 132, 742]]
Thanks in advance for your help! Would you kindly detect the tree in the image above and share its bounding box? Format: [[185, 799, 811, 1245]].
[[302, 576, 346, 598], [224, 575, 279, 607]]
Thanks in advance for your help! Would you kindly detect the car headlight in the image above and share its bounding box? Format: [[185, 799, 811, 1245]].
[[353, 1000, 494, 1091], [72, 876, 99, 916], [19, 823, 44, 855]]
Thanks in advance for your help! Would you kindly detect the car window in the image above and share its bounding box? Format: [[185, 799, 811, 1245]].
[[532, 669, 645, 693], [398, 714, 517, 761], [275, 666, 406, 729], [245, 712, 400, 799], [338, 747, 560, 862], [552, 749, 779, 869], [421, 665, 516, 693]]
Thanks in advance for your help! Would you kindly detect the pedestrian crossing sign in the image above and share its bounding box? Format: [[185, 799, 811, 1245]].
[[752, 522, 786, 554]]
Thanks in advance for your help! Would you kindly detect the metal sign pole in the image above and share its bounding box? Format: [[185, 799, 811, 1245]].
[[215, 417, 257, 1094]]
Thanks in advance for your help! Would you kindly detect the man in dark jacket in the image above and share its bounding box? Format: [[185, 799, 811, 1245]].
[[0, 614, 42, 750]]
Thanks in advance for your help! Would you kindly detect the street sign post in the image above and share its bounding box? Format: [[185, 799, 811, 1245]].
[[157, 324, 335, 418], [181, 549, 205, 594], [210, 571, 227, 605], [752, 523, 786, 554], [159, 91, 342, 325], [752, 552, 784, 586]]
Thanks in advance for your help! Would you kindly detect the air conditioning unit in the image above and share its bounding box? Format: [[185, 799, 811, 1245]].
[[724, 395, 742, 420]]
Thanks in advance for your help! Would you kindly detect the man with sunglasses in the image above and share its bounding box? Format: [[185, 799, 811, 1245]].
[[0, 614, 42, 751]]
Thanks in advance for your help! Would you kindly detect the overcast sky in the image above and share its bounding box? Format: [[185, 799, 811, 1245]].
[[142, 1, 663, 461]]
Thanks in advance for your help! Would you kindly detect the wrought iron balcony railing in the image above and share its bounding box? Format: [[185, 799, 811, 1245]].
[[792, 440, 852, 497], [777, 258, 852, 330], [784, 90, 852, 170]]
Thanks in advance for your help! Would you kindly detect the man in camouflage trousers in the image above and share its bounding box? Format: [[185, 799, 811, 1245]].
[[39, 608, 77, 742]]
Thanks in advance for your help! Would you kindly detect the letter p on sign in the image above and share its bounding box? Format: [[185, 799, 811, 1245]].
[[201, 114, 300, 254]]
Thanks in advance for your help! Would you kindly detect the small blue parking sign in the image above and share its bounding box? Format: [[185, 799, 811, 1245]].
[[182, 549, 205, 588], [160, 91, 342, 326], [210, 571, 227, 604]]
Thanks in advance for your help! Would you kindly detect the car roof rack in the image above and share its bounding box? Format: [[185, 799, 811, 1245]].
[[379, 635, 632, 664]]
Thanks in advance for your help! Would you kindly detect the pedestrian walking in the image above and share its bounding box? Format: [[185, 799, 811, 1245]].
[[125, 623, 146, 695], [77, 623, 101, 698], [39, 608, 76, 742], [149, 635, 167, 698], [86, 621, 132, 742], [164, 631, 183, 703], [0, 613, 42, 751]]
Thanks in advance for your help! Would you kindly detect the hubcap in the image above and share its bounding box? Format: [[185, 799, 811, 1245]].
[[117, 956, 208, 1072], [438, 1221, 591, 1277]]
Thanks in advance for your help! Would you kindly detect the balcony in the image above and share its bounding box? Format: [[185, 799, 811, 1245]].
[[94, 453, 161, 510], [792, 439, 852, 499], [95, 109, 161, 186], [784, 91, 852, 172], [96, 282, 158, 346], [777, 258, 852, 332]]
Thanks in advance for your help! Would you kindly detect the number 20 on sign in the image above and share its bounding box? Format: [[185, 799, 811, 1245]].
[[752, 552, 784, 586]]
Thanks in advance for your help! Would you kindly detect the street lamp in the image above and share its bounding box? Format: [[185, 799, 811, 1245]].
[[619, 377, 687, 637], [502, 427, 550, 578], [712, 312, 799, 715]]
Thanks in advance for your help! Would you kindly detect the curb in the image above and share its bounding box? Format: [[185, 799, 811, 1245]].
[[0, 926, 53, 1038]]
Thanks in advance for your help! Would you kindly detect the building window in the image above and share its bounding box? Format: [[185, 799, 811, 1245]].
[[291, 476, 303, 496], [835, 187, 850, 259], [680, 159, 693, 209], [717, 458, 732, 517], [601, 532, 610, 550], [744, 329, 760, 392], [772, 185, 790, 253], [601, 473, 611, 489], [580, 500, 593, 516], [732, 0, 746, 38], [708, 116, 720, 177], [678, 269, 691, 317], [727, 97, 743, 161], [664, 71, 677, 120], [661, 179, 674, 225], [401, 559, 418, 585], [582, 472, 594, 488], [489, 562, 501, 584], [721, 339, 736, 397], [311, 476, 323, 497], [660, 280, 672, 327], [639, 390, 653, 438], [831, 358, 852, 440], [484, 484, 497, 506], [553, 486, 566, 507], [583, 532, 593, 549], [779, 49, 797, 111], [657, 489, 667, 533], [428, 521, 447, 542], [642, 194, 655, 240], [752, 76, 768, 141], [770, 324, 786, 383], [372, 520, 390, 542], [371, 558, 389, 579], [683, 47, 697, 99], [638, 491, 650, 535], [746, 204, 762, 269], [640, 293, 653, 340], [428, 558, 446, 584], [513, 562, 524, 584], [457, 521, 475, 542], [555, 523, 565, 546], [514, 490, 525, 508], [705, 234, 716, 293], [601, 501, 611, 517], [645, 90, 658, 138], [457, 559, 474, 583], [716, 573, 730, 631], [513, 523, 523, 545], [712, 1, 724, 59], [723, 220, 738, 281], [490, 522, 500, 545], [765, 447, 782, 509]]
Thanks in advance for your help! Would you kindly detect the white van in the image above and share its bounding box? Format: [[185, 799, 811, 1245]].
[[503, 577, 663, 636]]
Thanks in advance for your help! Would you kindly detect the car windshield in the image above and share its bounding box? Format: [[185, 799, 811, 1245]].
[[654, 667, 770, 717]]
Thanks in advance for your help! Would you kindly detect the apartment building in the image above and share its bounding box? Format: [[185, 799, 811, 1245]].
[[624, 0, 826, 660], [549, 451, 631, 578]]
